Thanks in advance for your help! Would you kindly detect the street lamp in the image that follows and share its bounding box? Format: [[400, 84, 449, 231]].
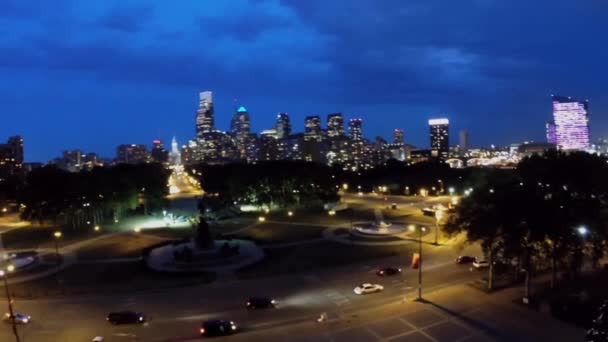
[[53, 231, 62, 258], [1, 265, 20, 342], [577, 226, 588, 236], [448, 187, 455, 195], [409, 225, 427, 300]]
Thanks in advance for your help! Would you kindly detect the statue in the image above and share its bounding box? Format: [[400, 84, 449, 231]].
[[195, 201, 213, 249]]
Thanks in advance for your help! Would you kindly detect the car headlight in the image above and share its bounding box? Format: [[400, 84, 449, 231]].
[[271, 300, 276, 304], [200, 328, 205, 334]]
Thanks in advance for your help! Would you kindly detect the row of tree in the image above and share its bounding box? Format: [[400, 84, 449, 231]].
[[193, 161, 340, 212], [19, 164, 169, 228], [446, 151, 608, 290]]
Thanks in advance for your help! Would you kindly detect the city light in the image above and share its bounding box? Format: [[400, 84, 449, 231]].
[[287, 211, 293, 217], [448, 187, 455, 195], [577, 226, 588, 236], [258, 216, 266, 222], [54, 231, 62, 239]]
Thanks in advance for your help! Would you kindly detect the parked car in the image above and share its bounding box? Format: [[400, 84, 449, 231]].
[[376, 267, 402, 276], [456, 256, 475, 264], [472, 259, 489, 269], [354, 283, 384, 295], [246, 297, 277, 309], [2, 313, 31, 324], [106, 311, 146, 325], [200, 320, 238, 337]]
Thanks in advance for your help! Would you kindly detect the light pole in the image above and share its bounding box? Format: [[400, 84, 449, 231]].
[[1, 265, 20, 342], [53, 231, 62, 290], [434, 209, 443, 245], [409, 225, 427, 300]]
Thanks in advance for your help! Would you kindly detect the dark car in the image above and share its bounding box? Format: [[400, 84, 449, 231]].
[[456, 256, 476, 264], [246, 297, 277, 309], [107, 311, 146, 325], [376, 267, 402, 276], [200, 320, 237, 337]]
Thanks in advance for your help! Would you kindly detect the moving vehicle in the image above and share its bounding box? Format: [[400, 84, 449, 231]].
[[353, 283, 384, 295], [456, 256, 475, 264], [2, 313, 31, 324], [200, 320, 237, 337], [106, 311, 146, 325], [376, 267, 402, 276], [246, 297, 277, 309], [472, 259, 489, 269]]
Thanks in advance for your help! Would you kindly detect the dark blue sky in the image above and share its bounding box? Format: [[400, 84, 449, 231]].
[[1, 0, 607, 162]]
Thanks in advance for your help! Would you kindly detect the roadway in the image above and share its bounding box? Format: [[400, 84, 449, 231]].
[[0, 242, 481, 341]]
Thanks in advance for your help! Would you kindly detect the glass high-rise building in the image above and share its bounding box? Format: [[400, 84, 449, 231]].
[[229, 106, 251, 161], [393, 129, 404, 145], [552, 95, 590, 150], [195, 91, 214, 138], [545, 121, 557, 145], [327, 113, 344, 137], [276, 113, 291, 139], [429, 118, 449, 158]]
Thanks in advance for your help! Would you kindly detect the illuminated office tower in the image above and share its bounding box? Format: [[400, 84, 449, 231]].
[[276, 113, 291, 139], [195, 91, 214, 138], [304, 115, 322, 142], [429, 118, 449, 158], [552, 95, 590, 150], [327, 113, 344, 137], [349, 118, 363, 166], [393, 129, 404, 145], [546, 121, 557, 145]]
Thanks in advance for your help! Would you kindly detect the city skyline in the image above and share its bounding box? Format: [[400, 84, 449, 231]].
[[2, 1, 607, 161]]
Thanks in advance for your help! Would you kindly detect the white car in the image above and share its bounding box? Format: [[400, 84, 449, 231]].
[[472, 260, 489, 269], [353, 283, 384, 295], [3, 313, 31, 324]]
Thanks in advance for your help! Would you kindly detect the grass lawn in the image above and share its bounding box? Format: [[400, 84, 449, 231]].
[[238, 241, 413, 278], [228, 222, 325, 244], [75, 233, 169, 260], [1, 227, 107, 250], [9, 262, 216, 299]]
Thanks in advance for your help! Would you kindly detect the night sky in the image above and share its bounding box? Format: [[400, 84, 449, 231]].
[[1, 0, 607, 162]]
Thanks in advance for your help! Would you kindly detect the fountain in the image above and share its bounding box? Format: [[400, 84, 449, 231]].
[[352, 209, 406, 236]]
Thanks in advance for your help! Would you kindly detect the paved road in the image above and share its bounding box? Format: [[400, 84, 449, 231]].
[[0, 243, 480, 342]]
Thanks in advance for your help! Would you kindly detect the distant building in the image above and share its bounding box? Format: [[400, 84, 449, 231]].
[[459, 130, 469, 154], [230, 106, 251, 161], [180, 141, 196, 165], [429, 118, 449, 158], [349, 118, 363, 168], [195, 131, 237, 164], [151, 139, 169, 163], [282, 133, 303, 161], [552, 95, 590, 150], [393, 129, 404, 145], [327, 113, 345, 138], [195, 91, 214, 138], [545, 121, 557, 145], [83, 152, 102, 169], [0, 136, 23, 175], [116, 144, 149, 164], [518, 142, 557, 157], [304, 115, 322, 142], [259, 129, 278, 161], [275, 113, 291, 139], [62, 150, 83, 171]]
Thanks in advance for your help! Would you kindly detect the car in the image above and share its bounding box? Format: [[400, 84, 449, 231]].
[[472, 259, 489, 269], [456, 256, 476, 264], [353, 283, 384, 295], [376, 267, 402, 276], [246, 297, 277, 309], [92, 337, 104, 342], [2, 313, 31, 324], [106, 311, 146, 325], [200, 320, 237, 337]]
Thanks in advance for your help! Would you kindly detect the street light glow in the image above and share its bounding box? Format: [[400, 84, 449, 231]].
[[577, 226, 588, 236], [54, 231, 62, 239], [6, 265, 14, 273]]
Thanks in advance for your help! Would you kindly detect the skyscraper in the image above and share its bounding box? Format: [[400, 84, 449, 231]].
[[349, 118, 363, 167], [169, 137, 181, 166], [304, 115, 322, 142], [393, 129, 404, 145], [327, 113, 344, 137], [195, 91, 214, 138], [546, 121, 557, 145], [459, 130, 469, 154], [552, 95, 590, 150], [116, 144, 149, 164], [151, 139, 168, 163], [429, 118, 449, 158], [276, 113, 291, 139], [229, 106, 251, 161]]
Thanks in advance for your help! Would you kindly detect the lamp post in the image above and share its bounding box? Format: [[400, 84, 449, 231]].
[[53, 231, 62, 290], [409, 225, 427, 300], [1, 265, 20, 342], [434, 209, 443, 245]]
